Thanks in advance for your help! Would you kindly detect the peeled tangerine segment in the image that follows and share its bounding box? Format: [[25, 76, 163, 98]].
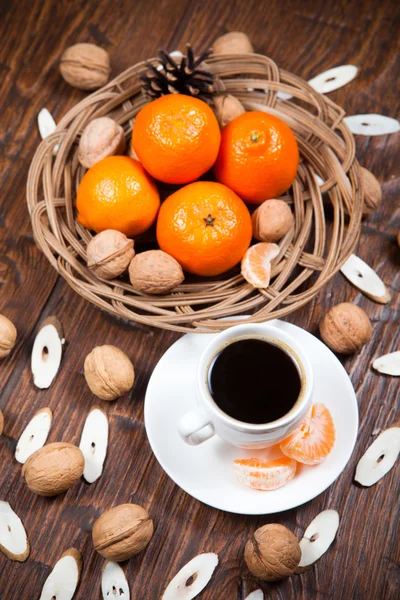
[[245, 590, 264, 600], [280, 403, 335, 465], [162, 553, 218, 600], [31, 317, 65, 389], [355, 427, 400, 487], [308, 65, 358, 94], [79, 406, 109, 483], [102, 561, 130, 599], [0, 501, 30, 562], [372, 351, 400, 376], [15, 407, 52, 464], [39, 548, 82, 600], [233, 457, 297, 491], [298, 509, 339, 568], [344, 114, 400, 136], [241, 243, 280, 288], [340, 254, 390, 304]]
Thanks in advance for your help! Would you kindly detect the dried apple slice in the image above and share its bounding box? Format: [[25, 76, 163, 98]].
[[340, 254, 390, 304], [372, 351, 400, 376], [0, 501, 30, 562], [31, 317, 65, 389], [39, 548, 82, 600], [309, 65, 358, 94], [79, 406, 109, 483], [102, 561, 130, 599], [162, 553, 218, 600], [297, 509, 339, 569], [15, 407, 52, 464], [245, 590, 264, 600], [344, 114, 400, 136], [355, 426, 400, 487]]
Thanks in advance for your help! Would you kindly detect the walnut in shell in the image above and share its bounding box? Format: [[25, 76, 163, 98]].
[[78, 117, 126, 169], [92, 503, 153, 561], [86, 230, 135, 279], [244, 523, 301, 581], [252, 199, 294, 242], [129, 250, 184, 295], [212, 32, 254, 54], [360, 167, 382, 215], [0, 314, 17, 358], [59, 43, 110, 90], [319, 302, 372, 354], [22, 442, 84, 496], [213, 95, 245, 128], [84, 345, 135, 401]]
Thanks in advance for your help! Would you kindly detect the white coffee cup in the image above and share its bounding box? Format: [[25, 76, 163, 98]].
[[177, 323, 313, 449]]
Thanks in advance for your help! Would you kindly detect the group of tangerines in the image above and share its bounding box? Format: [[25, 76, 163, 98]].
[[77, 93, 299, 280]]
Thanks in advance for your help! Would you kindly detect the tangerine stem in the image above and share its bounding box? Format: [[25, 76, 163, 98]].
[[204, 214, 215, 226]]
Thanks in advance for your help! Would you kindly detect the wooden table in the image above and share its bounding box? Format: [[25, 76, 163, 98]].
[[0, 0, 399, 598]]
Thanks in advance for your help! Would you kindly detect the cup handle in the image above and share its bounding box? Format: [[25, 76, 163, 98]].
[[177, 411, 215, 446]]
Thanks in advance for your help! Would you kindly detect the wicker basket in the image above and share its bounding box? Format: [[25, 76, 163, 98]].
[[27, 53, 363, 333]]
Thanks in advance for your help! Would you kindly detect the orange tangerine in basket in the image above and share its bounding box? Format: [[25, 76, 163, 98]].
[[214, 111, 299, 204], [233, 456, 297, 491], [279, 403, 335, 465], [76, 156, 160, 237], [132, 94, 221, 184]]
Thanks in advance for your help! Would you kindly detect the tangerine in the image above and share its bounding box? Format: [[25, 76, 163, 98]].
[[214, 111, 299, 204], [76, 156, 160, 237], [156, 181, 252, 276], [132, 94, 221, 184]]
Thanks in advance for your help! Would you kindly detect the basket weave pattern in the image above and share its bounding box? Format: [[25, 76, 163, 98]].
[[27, 54, 363, 333]]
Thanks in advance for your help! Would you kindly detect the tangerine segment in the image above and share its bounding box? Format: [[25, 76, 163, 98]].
[[132, 94, 221, 184], [280, 403, 336, 465], [214, 111, 299, 204], [241, 242, 280, 288], [157, 181, 252, 276], [76, 156, 160, 237], [233, 457, 297, 491]]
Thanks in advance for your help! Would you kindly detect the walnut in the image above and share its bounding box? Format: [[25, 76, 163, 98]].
[[129, 250, 184, 295], [245, 523, 301, 581], [360, 167, 382, 216], [78, 117, 126, 169], [252, 199, 294, 242], [319, 302, 372, 354], [0, 314, 17, 358], [213, 95, 245, 128], [59, 43, 111, 90], [212, 32, 254, 55], [86, 230, 135, 279], [84, 345, 135, 401], [22, 442, 84, 496], [92, 504, 153, 561]]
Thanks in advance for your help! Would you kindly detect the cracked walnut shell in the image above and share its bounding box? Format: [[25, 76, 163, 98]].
[[84, 345, 135, 401], [92, 503, 153, 561], [22, 442, 84, 496], [319, 302, 372, 354], [245, 523, 301, 581]]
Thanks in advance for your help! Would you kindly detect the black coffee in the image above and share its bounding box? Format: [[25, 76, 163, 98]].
[[209, 338, 301, 424]]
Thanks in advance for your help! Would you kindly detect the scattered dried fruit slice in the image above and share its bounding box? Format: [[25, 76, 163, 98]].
[[79, 406, 109, 483], [297, 509, 339, 569], [344, 114, 400, 136], [280, 403, 335, 465], [15, 407, 52, 464], [308, 65, 358, 94], [245, 590, 264, 600], [39, 548, 82, 600], [233, 457, 297, 490], [31, 316, 65, 389], [0, 501, 30, 562], [162, 553, 218, 600], [354, 425, 400, 487], [340, 254, 390, 304], [372, 351, 400, 376], [102, 561, 130, 599], [241, 243, 280, 288]]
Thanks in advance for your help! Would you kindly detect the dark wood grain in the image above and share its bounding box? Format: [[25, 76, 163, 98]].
[[0, 0, 399, 598]]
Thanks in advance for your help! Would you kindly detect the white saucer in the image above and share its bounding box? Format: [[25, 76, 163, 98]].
[[144, 320, 358, 514]]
